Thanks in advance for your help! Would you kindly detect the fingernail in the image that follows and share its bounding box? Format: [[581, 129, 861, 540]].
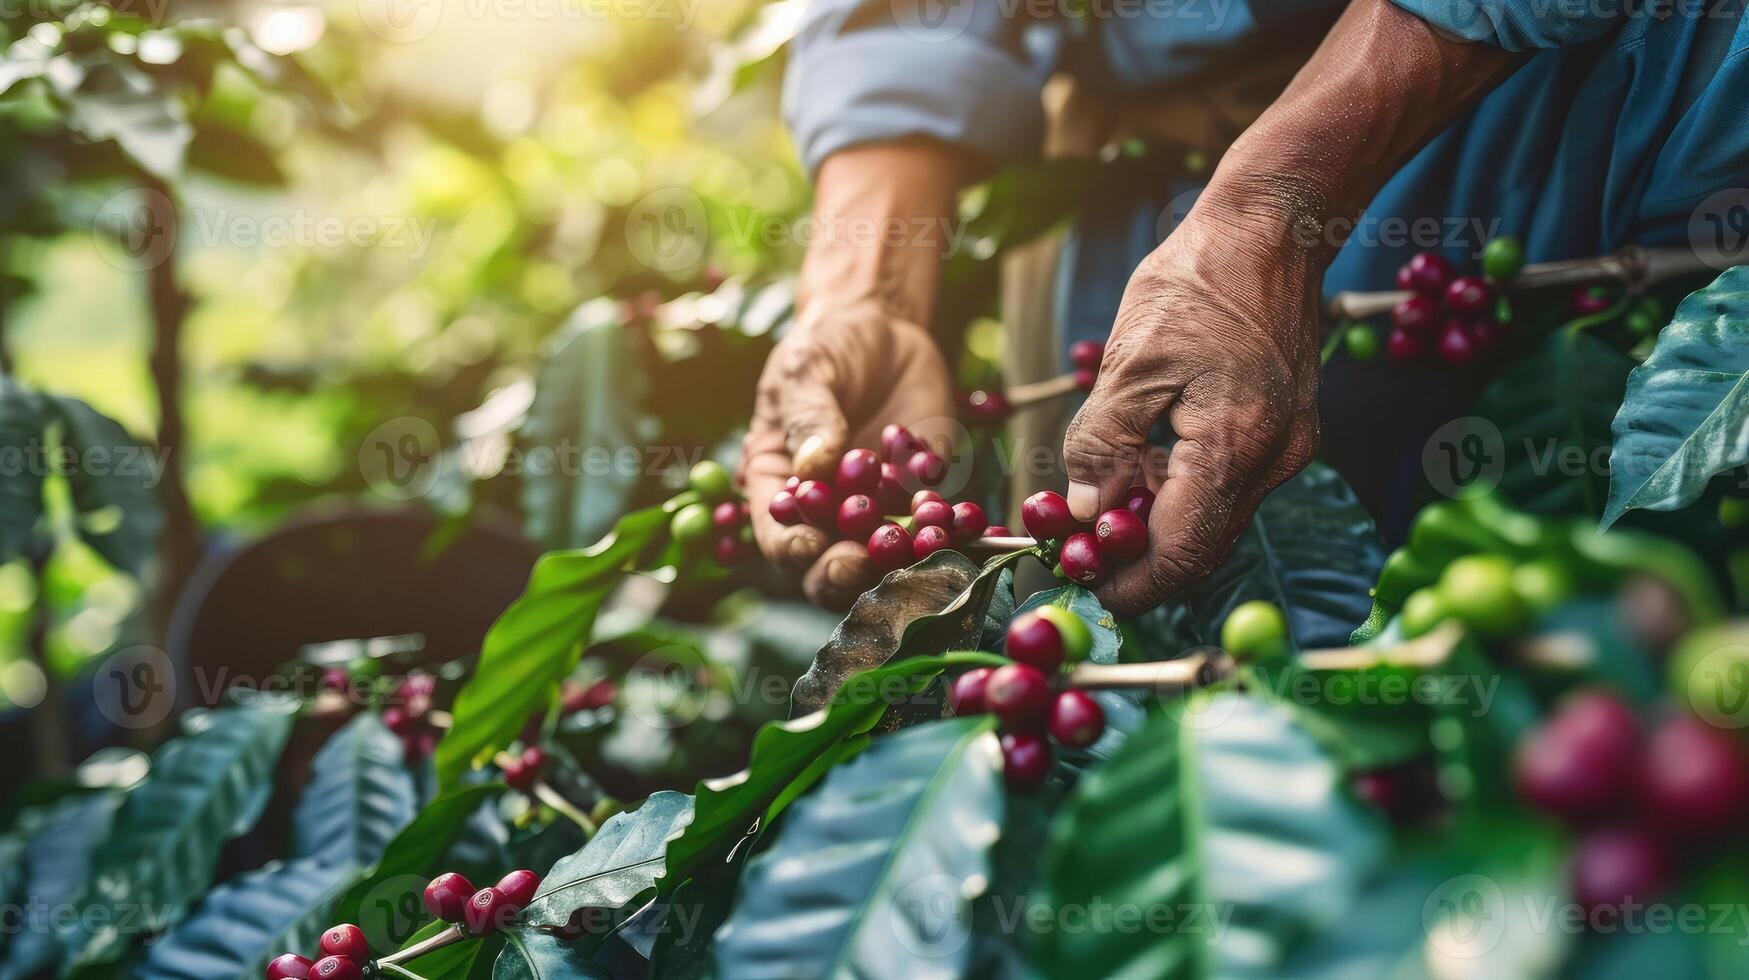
[[1067, 482, 1100, 521]]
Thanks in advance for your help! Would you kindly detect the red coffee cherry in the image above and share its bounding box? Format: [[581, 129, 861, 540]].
[[768, 490, 802, 526], [496, 869, 542, 911], [912, 499, 953, 529], [1436, 322, 1479, 367], [267, 953, 315, 980], [381, 707, 412, 736], [1122, 485, 1155, 522], [912, 525, 952, 561], [837, 494, 882, 541], [711, 501, 746, 531], [1512, 690, 1637, 823], [867, 523, 914, 573], [1005, 612, 1065, 672], [1069, 340, 1105, 371], [910, 489, 944, 514], [465, 886, 513, 936], [876, 463, 910, 513], [1391, 294, 1440, 336], [963, 389, 1010, 425], [1074, 368, 1097, 392], [1571, 827, 1670, 915], [714, 534, 752, 566], [984, 664, 1051, 731], [318, 924, 368, 964], [880, 424, 919, 463], [1001, 732, 1051, 791], [1021, 491, 1075, 541], [949, 667, 994, 715], [1049, 691, 1106, 748], [1093, 508, 1147, 561], [1444, 275, 1491, 316], [949, 502, 988, 542], [318, 668, 350, 693], [1385, 328, 1424, 362], [907, 450, 946, 487], [1639, 715, 1749, 839], [423, 872, 475, 923], [793, 480, 838, 526], [837, 448, 881, 494], [1059, 533, 1107, 586], [309, 957, 361, 980], [982, 525, 1012, 537], [1396, 251, 1454, 296]]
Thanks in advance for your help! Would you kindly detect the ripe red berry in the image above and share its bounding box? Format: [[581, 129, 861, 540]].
[[496, 869, 542, 910], [963, 389, 1010, 425], [1444, 275, 1491, 316], [310, 957, 362, 980], [318, 924, 368, 964], [1049, 691, 1106, 748], [836, 448, 881, 494], [768, 490, 801, 526], [982, 525, 1012, 537], [318, 668, 349, 693], [910, 489, 944, 514], [1350, 771, 1403, 816], [949, 667, 993, 715], [1093, 508, 1147, 561], [465, 886, 513, 935], [1074, 368, 1097, 392], [793, 480, 837, 526], [267, 953, 315, 980], [713, 534, 751, 566], [711, 501, 745, 531], [784, 475, 801, 491], [1001, 732, 1051, 791], [1436, 322, 1478, 367], [1466, 318, 1502, 350], [1021, 491, 1075, 540], [876, 464, 910, 513], [912, 499, 952, 529], [520, 746, 545, 771], [1005, 612, 1065, 672], [1571, 827, 1670, 915], [562, 679, 616, 713], [381, 706, 411, 735], [985, 664, 1052, 731], [423, 872, 475, 923], [1385, 328, 1423, 362], [1122, 485, 1155, 522], [907, 450, 946, 487], [1572, 284, 1614, 315], [867, 523, 914, 572], [1059, 533, 1107, 585], [1513, 690, 1636, 822], [1639, 715, 1749, 838], [913, 525, 952, 561], [503, 759, 535, 792], [837, 494, 883, 540], [881, 424, 919, 463], [949, 501, 988, 542], [1397, 252, 1455, 296], [1390, 294, 1440, 336], [1069, 340, 1105, 371]]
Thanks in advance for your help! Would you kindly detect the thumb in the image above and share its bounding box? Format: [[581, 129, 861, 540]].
[[781, 376, 851, 481], [1062, 376, 1159, 521]]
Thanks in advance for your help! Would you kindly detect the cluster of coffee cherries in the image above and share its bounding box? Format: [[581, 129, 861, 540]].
[[317, 668, 442, 763], [264, 871, 544, 978], [1018, 487, 1153, 587], [501, 745, 547, 793], [959, 340, 1105, 428], [1385, 251, 1506, 366], [1512, 689, 1749, 913], [948, 608, 1105, 791], [670, 461, 753, 566]]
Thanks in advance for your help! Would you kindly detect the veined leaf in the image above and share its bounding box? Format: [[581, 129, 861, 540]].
[[712, 718, 1004, 978], [1031, 695, 1386, 978], [330, 783, 503, 934], [133, 858, 356, 980], [493, 931, 611, 979], [0, 793, 121, 979], [1603, 266, 1749, 528], [0, 378, 48, 563], [385, 920, 491, 980], [519, 791, 694, 934], [48, 395, 163, 578], [294, 714, 419, 867], [60, 706, 295, 972], [659, 651, 1006, 898], [1015, 584, 1121, 664], [436, 505, 668, 789]]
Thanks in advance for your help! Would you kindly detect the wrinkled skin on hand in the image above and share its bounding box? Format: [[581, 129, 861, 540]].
[[1064, 192, 1323, 616], [741, 302, 956, 609]]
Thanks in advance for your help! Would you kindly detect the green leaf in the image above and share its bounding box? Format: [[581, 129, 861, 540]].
[[330, 783, 503, 934], [0, 793, 121, 979], [1476, 329, 1633, 517], [133, 858, 356, 980], [790, 547, 1038, 717], [0, 377, 49, 562], [712, 717, 1004, 978], [293, 714, 419, 867], [494, 931, 610, 979], [1015, 584, 1122, 664], [185, 121, 285, 185], [659, 651, 1006, 898], [1031, 694, 1386, 978], [1603, 266, 1749, 528], [519, 791, 694, 935], [61, 706, 295, 971], [1181, 463, 1383, 651], [520, 302, 652, 550], [54, 55, 191, 179], [46, 396, 164, 577], [436, 505, 668, 789], [388, 920, 489, 980]]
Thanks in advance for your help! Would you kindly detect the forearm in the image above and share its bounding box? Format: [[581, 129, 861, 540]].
[[1202, 0, 1526, 261], [796, 138, 972, 328]]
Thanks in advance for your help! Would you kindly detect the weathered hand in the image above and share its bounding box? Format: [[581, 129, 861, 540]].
[[1063, 190, 1323, 616], [741, 303, 956, 609]]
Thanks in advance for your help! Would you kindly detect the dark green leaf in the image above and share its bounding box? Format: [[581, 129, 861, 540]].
[[386, 920, 489, 980], [0, 377, 48, 562], [713, 718, 1004, 978], [1181, 463, 1383, 650], [293, 714, 419, 867], [133, 858, 355, 980], [1015, 584, 1121, 664], [0, 793, 121, 979], [331, 784, 503, 933], [436, 505, 667, 790], [61, 706, 295, 972], [47, 396, 164, 577], [55, 55, 191, 179], [1031, 695, 1386, 978], [185, 121, 284, 185], [1603, 266, 1749, 528], [519, 791, 693, 935], [520, 302, 652, 550], [494, 931, 610, 980]]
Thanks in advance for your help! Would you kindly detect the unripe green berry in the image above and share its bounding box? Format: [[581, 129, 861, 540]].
[[1481, 236, 1524, 281], [1221, 600, 1289, 660], [688, 460, 734, 501], [1035, 606, 1094, 663], [670, 503, 714, 551]]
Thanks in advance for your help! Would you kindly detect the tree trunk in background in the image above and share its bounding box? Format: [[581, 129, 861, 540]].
[[145, 178, 200, 663]]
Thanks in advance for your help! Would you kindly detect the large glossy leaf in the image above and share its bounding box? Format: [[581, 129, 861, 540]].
[[1476, 329, 1633, 517], [0, 793, 121, 979], [294, 714, 420, 867], [790, 547, 1037, 717], [133, 858, 356, 980], [519, 791, 694, 933], [60, 706, 295, 972], [0, 378, 48, 563], [330, 783, 503, 932], [713, 717, 1004, 978], [658, 651, 1006, 897], [1603, 266, 1749, 528], [493, 931, 610, 980], [47, 395, 164, 577], [520, 301, 653, 550], [1181, 463, 1383, 651], [1031, 694, 1386, 978], [436, 505, 668, 789]]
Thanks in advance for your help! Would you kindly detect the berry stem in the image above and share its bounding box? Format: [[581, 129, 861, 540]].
[[376, 924, 466, 967], [1004, 372, 1080, 409], [491, 750, 599, 834], [1294, 622, 1464, 671], [961, 535, 1041, 554], [1062, 652, 1237, 694]]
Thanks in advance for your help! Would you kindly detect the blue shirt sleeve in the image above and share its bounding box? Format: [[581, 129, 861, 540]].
[[782, 0, 1049, 176], [1390, 0, 1623, 50]]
